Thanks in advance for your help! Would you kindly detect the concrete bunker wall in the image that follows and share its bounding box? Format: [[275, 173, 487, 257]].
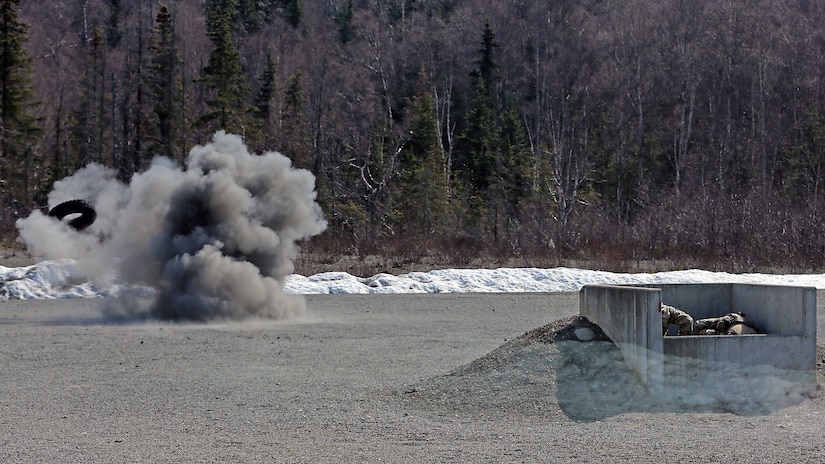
[[578, 285, 663, 390], [579, 283, 817, 395]]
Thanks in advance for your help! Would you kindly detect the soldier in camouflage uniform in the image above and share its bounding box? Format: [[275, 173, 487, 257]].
[[693, 311, 760, 335], [660, 303, 694, 336]]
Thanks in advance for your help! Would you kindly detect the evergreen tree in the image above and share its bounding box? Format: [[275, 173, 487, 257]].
[[249, 48, 277, 152], [280, 0, 303, 28], [0, 0, 40, 205], [472, 20, 498, 100], [497, 103, 532, 214], [456, 21, 500, 194], [397, 91, 450, 236], [458, 77, 498, 193], [452, 21, 503, 237], [148, 4, 185, 162], [336, 0, 355, 44], [237, 0, 262, 33], [236, 0, 282, 34], [205, 0, 239, 31], [106, 0, 123, 46], [254, 48, 277, 127], [210, 0, 287, 34], [281, 71, 309, 168], [199, 2, 255, 138], [784, 105, 825, 203]]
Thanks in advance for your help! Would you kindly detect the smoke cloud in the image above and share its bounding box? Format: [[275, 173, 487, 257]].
[[16, 131, 327, 321]]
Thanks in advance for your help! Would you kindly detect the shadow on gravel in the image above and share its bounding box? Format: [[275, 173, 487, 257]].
[[556, 318, 822, 421], [554, 318, 665, 421], [402, 316, 822, 423]]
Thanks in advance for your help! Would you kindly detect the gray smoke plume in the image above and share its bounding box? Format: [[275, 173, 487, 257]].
[[16, 131, 327, 321]]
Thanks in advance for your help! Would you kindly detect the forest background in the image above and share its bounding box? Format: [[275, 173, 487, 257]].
[[2, 0, 825, 274]]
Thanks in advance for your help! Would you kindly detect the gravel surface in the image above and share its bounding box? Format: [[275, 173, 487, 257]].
[[1, 292, 824, 463]]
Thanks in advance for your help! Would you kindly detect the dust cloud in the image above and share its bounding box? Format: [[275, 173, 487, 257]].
[[16, 131, 327, 321]]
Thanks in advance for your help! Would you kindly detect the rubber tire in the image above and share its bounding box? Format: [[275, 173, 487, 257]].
[[48, 199, 97, 230]]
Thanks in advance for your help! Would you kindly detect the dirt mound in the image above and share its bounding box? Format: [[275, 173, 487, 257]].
[[399, 317, 824, 422], [522, 315, 613, 343]]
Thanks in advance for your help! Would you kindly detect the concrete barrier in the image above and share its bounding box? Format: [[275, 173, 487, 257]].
[[579, 283, 817, 404], [578, 285, 663, 392]]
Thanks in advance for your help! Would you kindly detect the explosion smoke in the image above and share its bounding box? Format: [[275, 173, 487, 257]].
[[16, 132, 327, 320]]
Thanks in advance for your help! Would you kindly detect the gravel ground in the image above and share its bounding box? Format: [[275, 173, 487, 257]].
[[1, 292, 824, 463]]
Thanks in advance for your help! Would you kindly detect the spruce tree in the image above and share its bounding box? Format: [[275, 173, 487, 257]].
[[281, 71, 309, 168], [785, 105, 825, 202], [0, 0, 41, 205], [459, 77, 498, 193], [453, 20, 502, 238], [199, 2, 255, 138], [336, 0, 355, 44], [254, 49, 277, 127], [473, 20, 498, 99], [498, 103, 532, 214], [148, 4, 184, 162], [106, 0, 123, 46], [488, 102, 532, 242], [281, 0, 303, 28], [237, 0, 262, 33], [398, 91, 450, 236], [457, 21, 500, 194]]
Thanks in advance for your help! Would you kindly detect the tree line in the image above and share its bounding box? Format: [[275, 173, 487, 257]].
[[2, 0, 825, 271]]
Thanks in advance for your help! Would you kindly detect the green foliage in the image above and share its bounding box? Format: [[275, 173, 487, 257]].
[[396, 91, 451, 236], [0, 0, 41, 205], [281, 71, 309, 168], [330, 198, 369, 243], [457, 77, 497, 192], [10, 0, 825, 269], [336, 0, 355, 44], [497, 103, 533, 213], [472, 20, 498, 98], [456, 21, 500, 194], [280, 0, 303, 28], [0, 0, 40, 204], [784, 105, 825, 202], [148, 4, 185, 162], [237, 0, 263, 33], [199, 3, 256, 138], [205, 0, 239, 30], [212, 0, 302, 33], [253, 48, 277, 134]]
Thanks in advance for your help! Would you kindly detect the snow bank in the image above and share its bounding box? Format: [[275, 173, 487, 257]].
[[4, 259, 825, 300]]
